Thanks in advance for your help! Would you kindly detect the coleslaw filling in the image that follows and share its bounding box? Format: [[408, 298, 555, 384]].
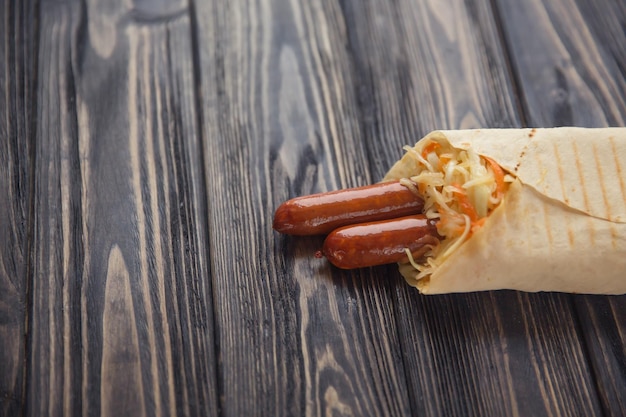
[[399, 138, 512, 279]]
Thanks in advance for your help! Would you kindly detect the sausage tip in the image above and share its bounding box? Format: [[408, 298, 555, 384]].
[[272, 204, 290, 233]]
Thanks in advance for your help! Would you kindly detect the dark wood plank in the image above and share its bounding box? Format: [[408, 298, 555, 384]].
[[494, 0, 626, 127], [194, 0, 418, 415], [494, 0, 626, 413], [576, 296, 626, 415], [334, 0, 608, 415], [337, 0, 522, 175], [0, 1, 37, 415], [394, 292, 606, 416], [27, 0, 218, 415]]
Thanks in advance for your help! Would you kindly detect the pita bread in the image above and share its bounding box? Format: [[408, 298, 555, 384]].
[[384, 128, 626, 294]]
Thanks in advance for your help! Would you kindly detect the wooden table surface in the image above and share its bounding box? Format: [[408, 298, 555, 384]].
[[1, 0, 625, 415]]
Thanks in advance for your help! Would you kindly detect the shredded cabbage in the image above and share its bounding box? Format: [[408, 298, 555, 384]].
[[400, 138, 509, 277]]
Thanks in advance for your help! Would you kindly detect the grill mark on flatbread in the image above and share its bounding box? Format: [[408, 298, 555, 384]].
[[545, 141, 578, 247], [552, 141, 568, 204], [592, 142, 612, 220], [542, 202, 554, 251], [572, 141, 591, 213], [611, 223, 619, 250], [610, 136, 626, 213], [514, 140, 530, 173], [567, 224, 575, 247], [587, 216, 596, 246]]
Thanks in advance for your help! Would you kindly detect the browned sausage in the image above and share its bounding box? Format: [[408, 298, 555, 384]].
[[273, 181, 423, 235], [321, 215, 440, 269]]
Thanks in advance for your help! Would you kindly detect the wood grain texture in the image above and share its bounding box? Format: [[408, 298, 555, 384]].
[[0, 1, 37, 416], [575, 296, 626, 416], [494, 0, 626, 127], [26, 0, 218, 415], [394, 292, 606, 416]]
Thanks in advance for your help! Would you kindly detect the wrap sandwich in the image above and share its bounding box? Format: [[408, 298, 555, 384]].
[[383, 127, 626, 295]]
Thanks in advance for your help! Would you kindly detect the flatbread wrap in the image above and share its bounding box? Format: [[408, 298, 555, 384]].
[[383, 127, 626, 294]]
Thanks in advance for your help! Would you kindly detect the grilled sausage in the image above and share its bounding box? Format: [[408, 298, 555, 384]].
[[273, 181, 423, 235], [321, 215, 440, 269]]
